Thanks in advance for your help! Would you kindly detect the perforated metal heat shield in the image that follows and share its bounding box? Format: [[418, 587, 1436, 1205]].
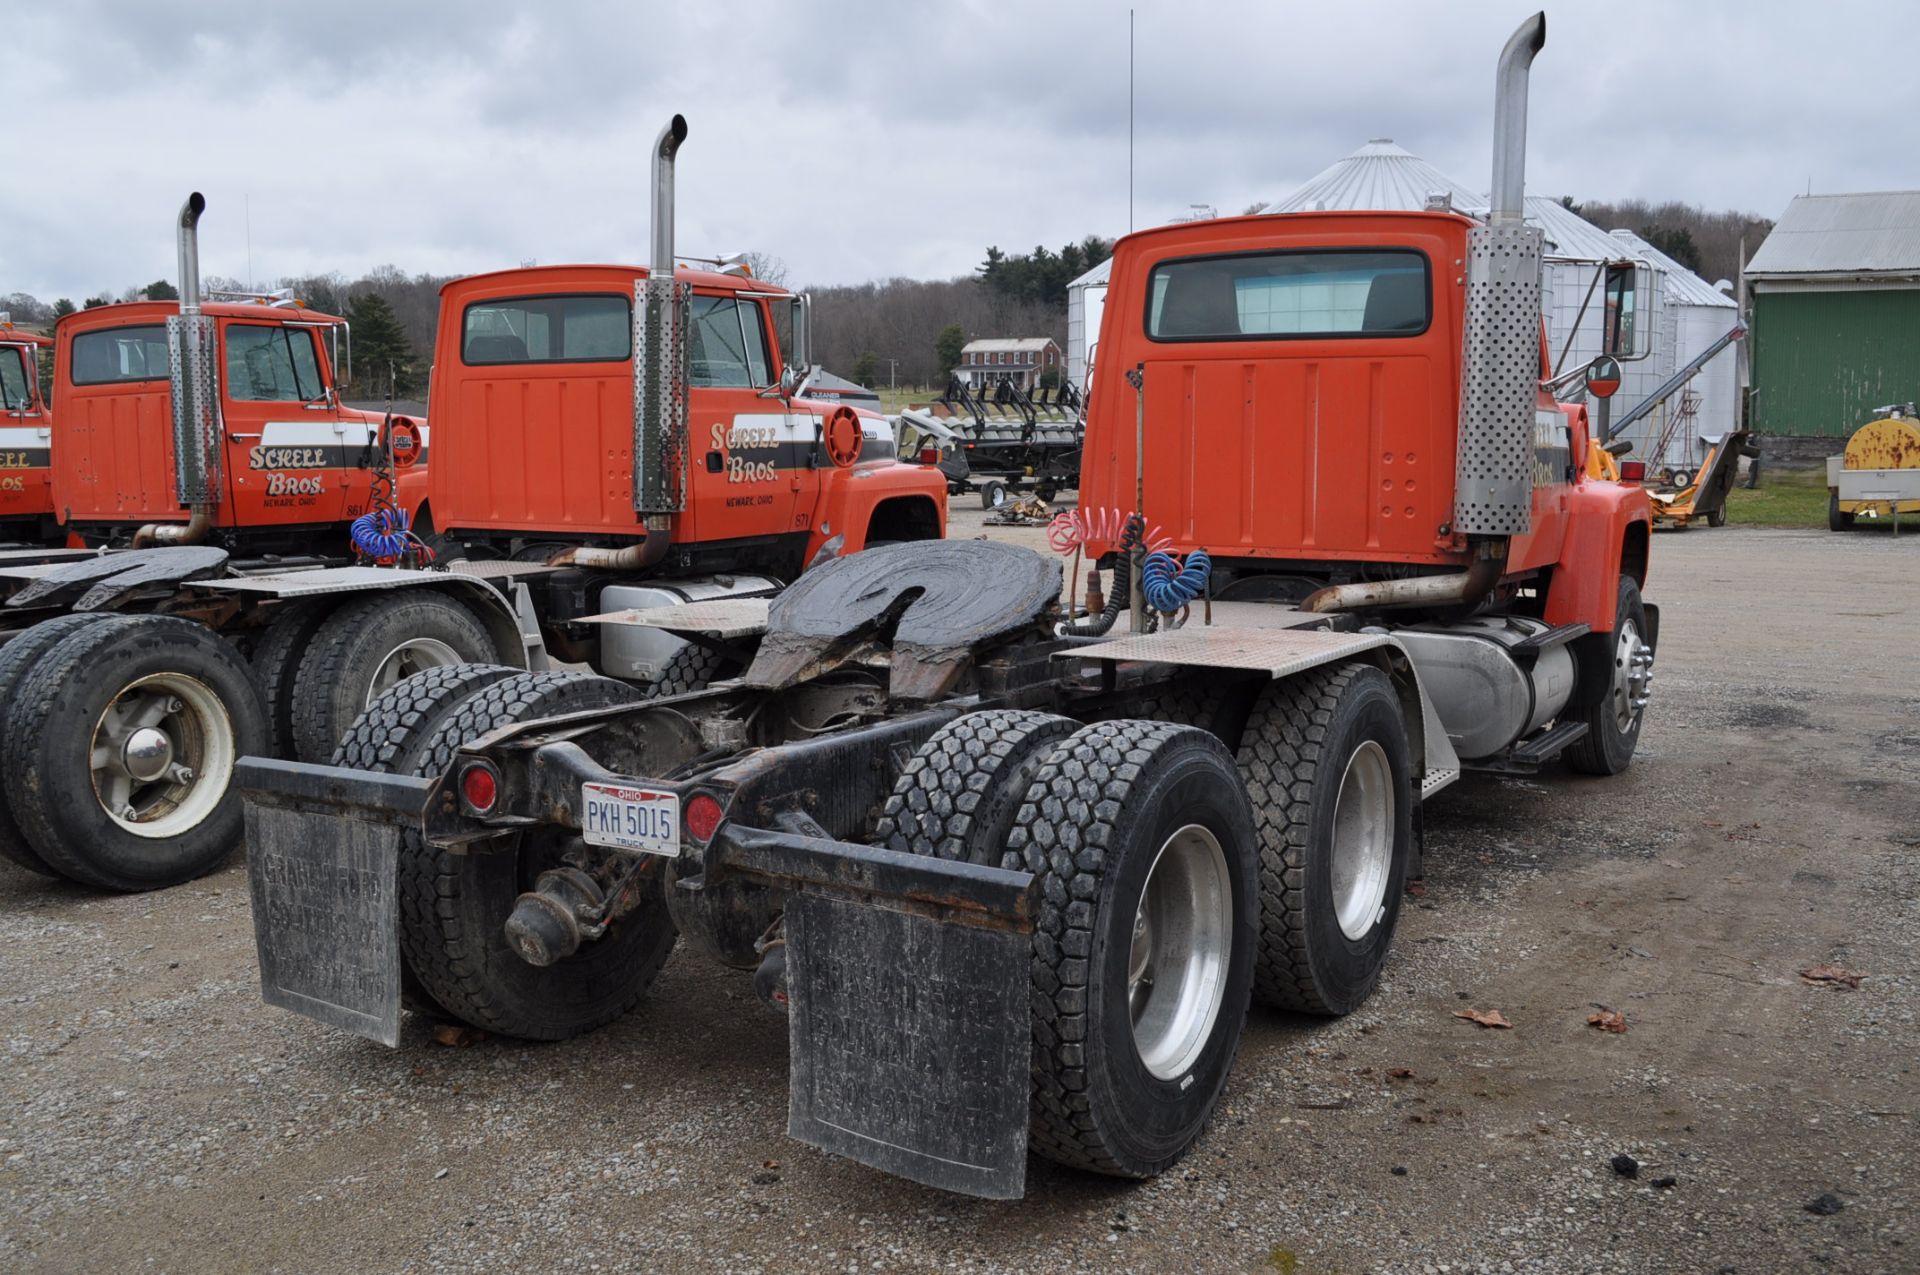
[[167, 314, 224, 505], [633, 277, 691, 515], [1452, 222, 1544, 536]]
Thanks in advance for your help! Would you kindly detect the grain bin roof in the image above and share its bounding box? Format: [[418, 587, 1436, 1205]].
[[1263, 139, 1484, 213], [1746, 192, 1920, 278]]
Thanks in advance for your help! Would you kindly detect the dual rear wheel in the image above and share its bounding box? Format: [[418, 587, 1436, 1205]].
[[880, 662, 1415, 1180]]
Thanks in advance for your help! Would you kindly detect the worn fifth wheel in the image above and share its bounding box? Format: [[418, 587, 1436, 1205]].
[[3, 614, 268, 891]]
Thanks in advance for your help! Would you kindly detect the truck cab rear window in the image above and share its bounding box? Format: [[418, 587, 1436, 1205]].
[[1147, 250, 1430, 340], [463, 294, 631, 365], [70, 324, 171, 385]]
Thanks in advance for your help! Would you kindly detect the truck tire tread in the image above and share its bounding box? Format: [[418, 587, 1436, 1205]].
[[875, 709, 1077, 864], [250, 599, 334, 758], [0, 613, 135, 877]]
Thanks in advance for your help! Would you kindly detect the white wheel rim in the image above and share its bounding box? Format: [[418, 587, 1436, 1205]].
[[366, 636, 463, 705], [1129, 823, 1232, 1081], [1611, 618, 1653, 731], [88, 672, 236, 839], [1330, 740, 1394, 942]]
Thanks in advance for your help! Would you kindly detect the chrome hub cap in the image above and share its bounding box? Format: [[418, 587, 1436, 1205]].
[[89, 673, 234, 838], [1612, 619, 1654, 732], [1331, 740, 1394, 941], [366, 636, 463, 704], [1129, 823, 1232, 1081], [121, 727, 175, 783]]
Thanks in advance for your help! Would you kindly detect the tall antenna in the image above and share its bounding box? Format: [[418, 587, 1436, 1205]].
[[1128, 9, 1135, 233], [245, 194, 254, 291]]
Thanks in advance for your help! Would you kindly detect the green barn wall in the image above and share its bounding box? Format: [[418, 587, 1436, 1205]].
[[1752, 288, 1920, 437]]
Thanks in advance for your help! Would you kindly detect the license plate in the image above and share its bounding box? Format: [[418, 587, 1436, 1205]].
[[580, 782, 681, 857]]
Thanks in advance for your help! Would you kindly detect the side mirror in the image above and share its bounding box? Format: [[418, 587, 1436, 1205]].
[[1602, 261, 1653, 361]]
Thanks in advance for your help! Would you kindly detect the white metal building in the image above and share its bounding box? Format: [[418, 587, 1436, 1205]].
[[1065, 257, 1110, 392]]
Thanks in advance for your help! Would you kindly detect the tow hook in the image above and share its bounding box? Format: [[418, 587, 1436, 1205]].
[[504, 868, 607, 967]]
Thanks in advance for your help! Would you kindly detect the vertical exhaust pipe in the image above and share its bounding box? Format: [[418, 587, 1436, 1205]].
[[652, 115, 687, 282], [621, 114, 691, 542], [1488, 13, 1545, 226], [138, 191, 218, 547], [177, 192, 206, 315]]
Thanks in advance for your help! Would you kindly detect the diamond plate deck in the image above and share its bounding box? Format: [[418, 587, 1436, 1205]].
[[578, 597, 771, 638], [199, 566, 455, 596], [1065, 626, 1391, 677], [445, 560, 565, 579]]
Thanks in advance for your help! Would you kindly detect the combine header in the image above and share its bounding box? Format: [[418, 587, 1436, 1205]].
[[245, 13, 1656, 1201], [899, 377, 1084, 508]]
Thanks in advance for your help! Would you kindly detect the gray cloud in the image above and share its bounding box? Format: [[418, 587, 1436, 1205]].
[[8, 2, 1918, 301]]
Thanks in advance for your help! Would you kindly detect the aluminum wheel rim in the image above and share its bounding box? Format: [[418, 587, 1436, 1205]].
[[1330, 740, 1393, 942], [89, 672, 235, 839], [1129, 823, 1232, 1081], [1611, 619, 1653, 731], [366, 636, 463, 704]]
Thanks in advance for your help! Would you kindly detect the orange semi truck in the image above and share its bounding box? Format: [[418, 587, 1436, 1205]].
[[0, 319, 58, 544], [246, 14, 1654, 1202], [0, 125, 942, 892]]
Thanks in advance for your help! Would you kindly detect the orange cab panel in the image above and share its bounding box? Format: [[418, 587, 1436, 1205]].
[[1082, 212, 1471, 567]]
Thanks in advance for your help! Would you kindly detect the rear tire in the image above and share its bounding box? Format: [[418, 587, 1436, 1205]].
[[333, 661, 524, 1016], [1235, 663, 1414, 1015], [876, 709, 1077, 864], [396, 671, 674, 1040], [3, 616, 268, 891], [1003, 720, 1257, 1178], [1828, 493, 1855, 532], [289, 590, 504, 764], [647, 641, 727, 698], [1566, 576, 1652, 776], [981, 480, 1008, 510], [1706, 507, 1727, 528], [249, 599, 333, 758], [0, 613, 134, 877]]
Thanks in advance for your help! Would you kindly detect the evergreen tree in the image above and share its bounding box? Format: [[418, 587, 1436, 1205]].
[[933, 323, 966, 383], [850, 350, 880, 388], [345, 291, 415, 397], [142, 279, 179, 301], [51, 299, 76, 318]]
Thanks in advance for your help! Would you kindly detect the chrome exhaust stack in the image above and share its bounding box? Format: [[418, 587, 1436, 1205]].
[[141, 192, 221, 547], [627, 115, 691, 536], [1488, 12, 1545, 226], [1450, 14, 1547, 545]]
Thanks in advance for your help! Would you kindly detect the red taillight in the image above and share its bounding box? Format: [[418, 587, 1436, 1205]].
[[1619, 460, 1646, 483], [685, 792, 725, 843], [460, 763, 499, 813], [919, 446, 940, 464]]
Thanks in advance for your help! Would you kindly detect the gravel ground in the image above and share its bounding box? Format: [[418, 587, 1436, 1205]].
[[1, 518, 1914, 1275]]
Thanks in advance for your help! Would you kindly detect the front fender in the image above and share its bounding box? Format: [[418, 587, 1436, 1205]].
[[805, 462, 948, 559], [1544, 480, 1652, 632]]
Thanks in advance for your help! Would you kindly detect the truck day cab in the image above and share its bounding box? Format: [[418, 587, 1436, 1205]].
[[0, 319, 58, 545], [244, 14, 1651, 1202]]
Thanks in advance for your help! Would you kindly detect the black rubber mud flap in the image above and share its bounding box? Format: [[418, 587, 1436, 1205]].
[[242, 757, 431, 1047], [785, 890, 1031, 1199]]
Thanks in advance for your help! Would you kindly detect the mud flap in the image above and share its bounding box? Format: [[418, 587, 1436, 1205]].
[[785, 890, 1031, 1199], [242, 759, 431, 1047]]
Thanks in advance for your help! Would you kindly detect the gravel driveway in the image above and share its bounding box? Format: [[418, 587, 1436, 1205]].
[[1, 521, 1913, 1274]]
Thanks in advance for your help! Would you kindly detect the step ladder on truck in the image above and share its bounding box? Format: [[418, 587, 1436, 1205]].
[[243, 13, 1660, 1201]]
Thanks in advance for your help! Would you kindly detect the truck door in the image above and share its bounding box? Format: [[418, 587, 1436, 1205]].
[[219, 319, 359, 526], [681, 291, 801, 546], [59, 322, 177, 522]]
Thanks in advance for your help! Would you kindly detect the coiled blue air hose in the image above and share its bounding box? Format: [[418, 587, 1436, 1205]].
[[351, 507, 412, 560], [1142, 547, 1212, 613]]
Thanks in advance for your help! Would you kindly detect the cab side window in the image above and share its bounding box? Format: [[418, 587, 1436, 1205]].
[[0, 348, 31, 410], [689, 296, 772, 388], [226, 324, 324, 402]]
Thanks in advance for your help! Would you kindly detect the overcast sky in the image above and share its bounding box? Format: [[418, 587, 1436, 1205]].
[[7, 2, 1915, 302]]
